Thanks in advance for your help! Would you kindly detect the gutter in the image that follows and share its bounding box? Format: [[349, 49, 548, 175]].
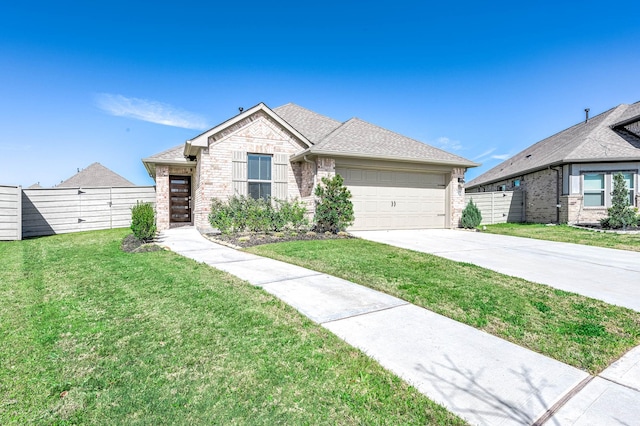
[[291, 150, 479, 168]]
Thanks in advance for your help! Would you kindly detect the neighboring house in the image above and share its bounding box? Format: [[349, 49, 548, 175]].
[[57, 162, 136, 187], [466, 102, 640, 224], [142, 102, 478, 232]]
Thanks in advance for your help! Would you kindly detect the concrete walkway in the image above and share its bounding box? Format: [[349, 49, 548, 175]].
[[158, 227, 640, 426], [352, 229, 640, 313]]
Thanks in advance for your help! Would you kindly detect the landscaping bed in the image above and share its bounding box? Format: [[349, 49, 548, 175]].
[[205, 230, 355, 248]]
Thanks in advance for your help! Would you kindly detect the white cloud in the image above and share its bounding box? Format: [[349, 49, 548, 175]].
[[472, 148, 512, 163], [434, 136, 463, 151], [472, 148, 495, 161], [491, 154, 511, 160], [95, 93, 209, 130]]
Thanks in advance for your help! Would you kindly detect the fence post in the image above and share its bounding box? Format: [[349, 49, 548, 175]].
[[17, 186, 23, 240]]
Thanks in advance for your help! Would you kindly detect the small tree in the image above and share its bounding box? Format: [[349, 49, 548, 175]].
[[313, 174, 354, 233], [460, 199, 482, 229], [601, 172, 637, 229], [131, 201, 156, 242]]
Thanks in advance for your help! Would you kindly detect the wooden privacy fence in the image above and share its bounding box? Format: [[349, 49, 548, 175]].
[[0, 185, 22, 241], [0, 186, 156, 240], [465, 191, 525, 225]]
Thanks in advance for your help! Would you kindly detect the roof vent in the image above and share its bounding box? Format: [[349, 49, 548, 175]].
[[585, 108, 590, 123]]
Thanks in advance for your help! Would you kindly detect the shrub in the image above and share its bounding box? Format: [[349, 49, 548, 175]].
[[460, 199, 482, 229], [601, 173, 638, 229], [208, 196, 309, 233], [245, 197, 273, 232], [276, 198, 308, 231], [313, 175, 354, 233], [208, 198, 234, 234], [130, 201, 156, 242]]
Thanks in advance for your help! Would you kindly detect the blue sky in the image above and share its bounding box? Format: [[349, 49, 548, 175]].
[[2, 1, 639, 187]]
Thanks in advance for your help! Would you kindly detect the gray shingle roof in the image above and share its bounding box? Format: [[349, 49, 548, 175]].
[[467, 102, 640, 188], [143, 144, 185, 162], [273, 103, 342, 143], [57, 162, 135, 187], [144, 103, 478, 171], [307, 118, 477, 166]]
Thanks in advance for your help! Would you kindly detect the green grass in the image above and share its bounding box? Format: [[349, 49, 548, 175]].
[[247, 239, 640, 374], [481, 223, 640, 252], [0, 229, 465, 425]]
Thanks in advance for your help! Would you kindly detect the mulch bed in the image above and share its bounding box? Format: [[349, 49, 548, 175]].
[[205, 231, 355, 248], [121, 234, 164, 253], [571, 224, 640, 233]]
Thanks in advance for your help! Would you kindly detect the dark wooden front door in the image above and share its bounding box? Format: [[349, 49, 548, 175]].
[[169, 176, 191, 223]]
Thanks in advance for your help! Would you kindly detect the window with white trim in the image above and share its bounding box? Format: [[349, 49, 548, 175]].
[[583, 173, 605, 207], [247, 154, 272, 199], [623, 173, 635, 206]]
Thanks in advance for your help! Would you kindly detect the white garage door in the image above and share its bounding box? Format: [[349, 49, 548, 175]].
[[336, 167, 447, 230]]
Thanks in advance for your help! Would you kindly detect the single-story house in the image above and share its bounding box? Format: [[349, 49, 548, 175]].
[[57, 162, 136, 187], [142, 103, 478, 232], [466, 101, 640, 224]]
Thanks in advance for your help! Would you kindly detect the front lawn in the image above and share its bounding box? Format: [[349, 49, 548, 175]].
[[247, 239, 640, 374], [481, 223, 640, 252], [0, 229, 464, 425]]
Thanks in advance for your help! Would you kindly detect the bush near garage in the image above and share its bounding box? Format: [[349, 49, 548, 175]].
[[313, 174, 354, 233], [460, 199, 482, 229]]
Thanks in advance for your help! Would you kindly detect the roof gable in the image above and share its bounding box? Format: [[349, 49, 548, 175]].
[[184, 102, 312, 156], [57, 162, 135, 187], [467, 103, 640, 188]]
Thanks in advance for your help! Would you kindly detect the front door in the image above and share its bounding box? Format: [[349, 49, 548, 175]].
[[169, 175, 191, 223]]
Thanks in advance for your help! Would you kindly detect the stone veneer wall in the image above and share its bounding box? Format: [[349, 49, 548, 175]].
[[193, 111, 308, 231], [560, 195, 608, 224], [450, 167, 466, 228]]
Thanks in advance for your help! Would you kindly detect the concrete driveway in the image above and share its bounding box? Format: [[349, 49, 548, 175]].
[[351, 229, 640, 312]]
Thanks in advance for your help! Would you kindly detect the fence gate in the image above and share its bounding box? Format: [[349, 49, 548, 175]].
[[465, 191, 525, 225], [21, 186, 156, 238]]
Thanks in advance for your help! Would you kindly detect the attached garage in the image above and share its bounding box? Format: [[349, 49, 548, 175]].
[[336, 166, 448, 230]]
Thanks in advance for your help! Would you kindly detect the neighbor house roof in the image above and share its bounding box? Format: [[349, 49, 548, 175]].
[[57, 162, 135, 187], [467, 102, 640, 188]]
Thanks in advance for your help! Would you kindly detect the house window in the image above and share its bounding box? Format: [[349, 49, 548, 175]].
[[248, 154, 272, 199], [513, 179, 521, 187], [623, 173, 635, 206], [583, 173, 605, 207], [497, 184, 506, 191]]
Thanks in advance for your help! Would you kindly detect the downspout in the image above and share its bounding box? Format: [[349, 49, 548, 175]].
[[550, 166, 561, 223], [303, 155, 317, 187]]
